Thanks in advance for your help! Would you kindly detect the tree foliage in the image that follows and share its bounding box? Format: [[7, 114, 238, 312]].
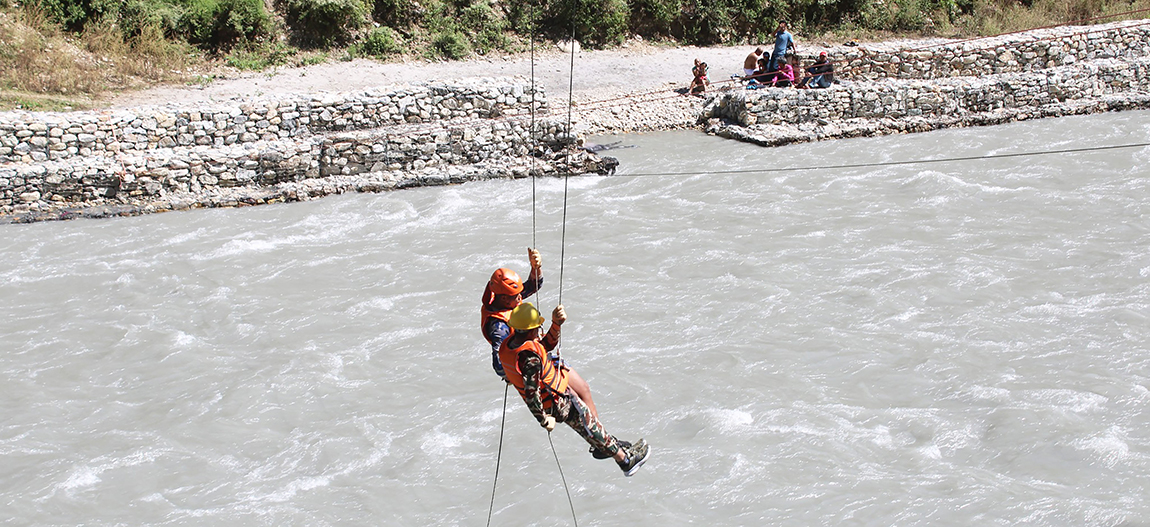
[[281, 0, 368, 46], [19, 0, 1123, 61]]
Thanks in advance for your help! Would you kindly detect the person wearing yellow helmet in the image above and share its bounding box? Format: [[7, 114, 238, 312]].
[[498, 302, 650, 477], [479, 249, 601, 424]]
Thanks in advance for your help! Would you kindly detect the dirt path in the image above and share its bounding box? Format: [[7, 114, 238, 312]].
[[105, 41, 817, 108]]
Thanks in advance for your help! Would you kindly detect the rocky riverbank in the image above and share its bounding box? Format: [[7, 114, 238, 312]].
[[0, 79, 617, 223], [3, 20, 1149, 223], [1, 149, 617, 223]]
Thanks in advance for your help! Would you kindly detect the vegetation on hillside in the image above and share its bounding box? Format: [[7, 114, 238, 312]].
[[1, 0, 1148, 109]]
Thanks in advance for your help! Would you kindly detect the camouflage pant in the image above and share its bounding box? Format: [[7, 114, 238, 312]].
[[551, 388, 620, 458]]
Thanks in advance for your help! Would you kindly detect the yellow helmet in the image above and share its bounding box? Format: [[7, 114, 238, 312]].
[[507, 302, 544, 331]]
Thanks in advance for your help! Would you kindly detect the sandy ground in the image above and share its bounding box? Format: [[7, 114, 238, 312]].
[[106, 40, 844, 108]]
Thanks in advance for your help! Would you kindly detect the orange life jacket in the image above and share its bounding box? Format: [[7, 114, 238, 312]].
[[480, 305, 512, 345], [499, 338, 569, 408], [480, 282, 516, 345]]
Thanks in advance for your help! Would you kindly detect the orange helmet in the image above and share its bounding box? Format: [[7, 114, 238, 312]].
[[488, 268, 524, 296]]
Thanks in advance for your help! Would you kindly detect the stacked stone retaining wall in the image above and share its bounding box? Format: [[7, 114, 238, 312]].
[[0, 79, 544, 165], [823, 20, 1150, 81], [0, 78, 602, 218], [710, 57, 1150, 126], [0, 119, 575, 208]]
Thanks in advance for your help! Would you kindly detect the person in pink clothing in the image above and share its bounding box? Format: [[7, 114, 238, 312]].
[[773, 54, 798, 88]]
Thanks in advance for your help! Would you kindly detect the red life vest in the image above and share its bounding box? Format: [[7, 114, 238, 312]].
[[499, 338, 569, 408]]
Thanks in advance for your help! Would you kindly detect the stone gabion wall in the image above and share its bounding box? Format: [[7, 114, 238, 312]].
[[710, 57, 1150, 126], [824, 21, 1150, 81], [1, 118, 573, 208], [0, 79, 544, 164]]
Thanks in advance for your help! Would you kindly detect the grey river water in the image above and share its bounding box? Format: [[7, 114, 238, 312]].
[[2, 111, 1150, 526]]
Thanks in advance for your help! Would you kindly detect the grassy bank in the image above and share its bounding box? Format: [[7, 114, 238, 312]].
[[1, 0, 1148, 111]]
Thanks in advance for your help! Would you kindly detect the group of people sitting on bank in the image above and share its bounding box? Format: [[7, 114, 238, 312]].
[[687, 21, 835, 95]]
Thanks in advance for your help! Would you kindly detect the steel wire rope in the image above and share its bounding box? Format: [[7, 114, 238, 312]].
[[531, 2, 540, 260], [341, 16, 1150, 144], [564, 14, 1150, 104], [486, 6, 541, 526], [541, 18, 581, 527], [607, 141, 1150, 179], [548, 432, 580, 527], [485, 383, 510, 527], [326, 14, 1150, 148], [543, 14, 1150, 123]]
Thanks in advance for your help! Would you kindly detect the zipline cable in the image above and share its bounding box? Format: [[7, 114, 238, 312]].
[[609, 141, 1150, 179], [341, 16, 1150, 145]]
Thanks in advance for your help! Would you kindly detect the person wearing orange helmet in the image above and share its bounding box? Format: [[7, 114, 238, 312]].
[[480, 248, 544, 379], [480, 250, 601, 423], [499, 301, 650, 476]]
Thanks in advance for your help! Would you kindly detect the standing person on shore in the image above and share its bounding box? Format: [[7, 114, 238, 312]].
[[743, 47, 764, 78], [499, 301, 650, 476], [768, 22, 797, 73], [479, 249, 601, 422]]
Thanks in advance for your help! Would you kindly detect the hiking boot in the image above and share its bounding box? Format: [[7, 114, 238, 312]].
[[590, 439, 631, 460], [616, 439, 650, 477]]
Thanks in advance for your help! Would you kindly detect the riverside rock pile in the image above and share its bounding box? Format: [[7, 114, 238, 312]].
[[1, 78, 619, 222]]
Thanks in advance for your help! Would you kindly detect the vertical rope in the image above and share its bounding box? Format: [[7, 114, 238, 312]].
[[565, 24, 576, 151], [556, 18, 577, 335], [548, 433, 580, 527], [530, 1, 538, 254], [544, 16, 581, 527], [486, 384, 510, 527]]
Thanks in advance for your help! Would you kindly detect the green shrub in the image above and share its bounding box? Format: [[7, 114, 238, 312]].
[[859, 0, 932, 30], [360, 26, 403, 56], [371, 0, 424, 28], [119, 0, 182, 39], [282, 0, 368, 47], [30, 0, 122, 31], [629, 0, 681, 36], [551, 0, 629, 48], [431, 30, 469, 59], [461, 1, 509, 53], [225, 39, 295, 69], [180, 0, 271, 49]]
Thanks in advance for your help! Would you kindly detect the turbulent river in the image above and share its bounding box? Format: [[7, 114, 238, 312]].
[[2, 111, 1149, 526]]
